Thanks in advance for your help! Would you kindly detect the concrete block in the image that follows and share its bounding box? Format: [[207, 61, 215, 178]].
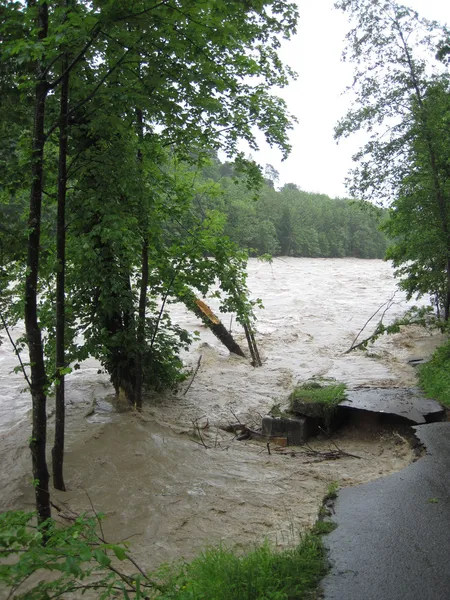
[[261, 416, 309, 445]]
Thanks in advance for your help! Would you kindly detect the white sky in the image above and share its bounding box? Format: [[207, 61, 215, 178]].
[[251, 0, 450, 198]]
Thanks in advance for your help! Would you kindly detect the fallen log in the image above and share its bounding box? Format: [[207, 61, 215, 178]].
[[184, 293, 246, 358]]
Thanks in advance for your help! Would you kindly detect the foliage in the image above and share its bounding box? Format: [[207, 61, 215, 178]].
[[289, 382, 347, 409], [383, 82, 450, 317], [0, 0, 300, 403], [0, 510, 329, 600], [335, 0, 450, 317], [334, 0, 448, 202], [418, 340, 450, 408], [347, 305, 437, 353], [198, 158, 388, 258], [0, 510, 156, 599]]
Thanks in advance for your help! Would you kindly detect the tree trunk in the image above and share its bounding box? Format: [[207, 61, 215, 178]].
[[26, 0, 50, 524], [445, 260, 450, 321], [52, 35, 69, 491], [209, 319, 246, 357], [134, 107, 147, 410]]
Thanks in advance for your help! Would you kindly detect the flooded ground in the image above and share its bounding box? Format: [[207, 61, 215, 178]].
[[0, 258, 444, 572]]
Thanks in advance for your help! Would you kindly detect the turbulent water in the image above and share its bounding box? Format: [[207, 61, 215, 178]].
[[0, 258, 444, 573]]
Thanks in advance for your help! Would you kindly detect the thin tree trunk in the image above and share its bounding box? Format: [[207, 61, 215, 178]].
[[445, 261, 450, 321], [245, 322, 262, 366], [135, 240, 148, 409], [26, 0, 51, 524], [243, 322, 257, 364], [52, 28, 69, 491], [134, 107, 147, 410]]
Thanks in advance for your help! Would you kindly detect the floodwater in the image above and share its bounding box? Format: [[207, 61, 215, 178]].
[[0, 258, 444, 572]]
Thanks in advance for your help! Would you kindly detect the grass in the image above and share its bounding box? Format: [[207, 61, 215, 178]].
[[289, 382, 347, 409], [312, 520, 337, 535], [325, 482, 339, 501], [154, 533, 329, 600], [418, 340, 450, 408]]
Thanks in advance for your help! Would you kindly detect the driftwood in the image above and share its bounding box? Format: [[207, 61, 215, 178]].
[[183, 354, 202, 396], [219, 422, 264, 440], [274, 441, 361, 462]]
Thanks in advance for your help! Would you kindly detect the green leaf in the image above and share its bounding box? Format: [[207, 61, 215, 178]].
[[94, 549, 111, 567], [112, 545, 127, 561]]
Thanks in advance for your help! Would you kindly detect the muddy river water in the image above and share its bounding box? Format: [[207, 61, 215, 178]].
[[0, 258, 444, 572]]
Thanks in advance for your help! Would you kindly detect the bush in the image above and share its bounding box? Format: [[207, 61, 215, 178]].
[[419, 341, 450, 407]]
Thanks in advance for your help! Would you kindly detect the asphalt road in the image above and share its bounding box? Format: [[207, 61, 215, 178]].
[[321, 422, 450, 600]]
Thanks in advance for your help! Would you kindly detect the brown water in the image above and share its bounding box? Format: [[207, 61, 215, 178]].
[[0, 258, 443, 572]]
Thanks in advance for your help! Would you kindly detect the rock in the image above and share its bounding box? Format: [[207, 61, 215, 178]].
[[261, 416, 309, 445], [339, 387, 446, 425]]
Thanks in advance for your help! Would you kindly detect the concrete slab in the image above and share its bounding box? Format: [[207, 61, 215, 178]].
[[340, 387, 445, 425], [321, 422, 450, 600]]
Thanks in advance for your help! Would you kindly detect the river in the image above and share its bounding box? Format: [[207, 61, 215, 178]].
[[0, 258, 443, 572]]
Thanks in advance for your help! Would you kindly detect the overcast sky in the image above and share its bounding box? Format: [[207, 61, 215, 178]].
[[251, 0, 449, 198]]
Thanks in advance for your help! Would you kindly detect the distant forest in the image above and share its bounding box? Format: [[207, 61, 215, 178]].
[[197, 159, 388, 259]]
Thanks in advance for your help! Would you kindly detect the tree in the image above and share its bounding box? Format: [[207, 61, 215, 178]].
[[24, 0, 52, 525], [384, 82, 450, 311], [1, 0, 299, 521], [335, 0, 450, 315]]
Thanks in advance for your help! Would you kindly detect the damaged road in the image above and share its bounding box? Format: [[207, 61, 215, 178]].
[[322, 421, 450, 600]]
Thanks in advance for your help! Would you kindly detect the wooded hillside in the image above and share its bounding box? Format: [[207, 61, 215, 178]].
[[198, 158, 388, 259]]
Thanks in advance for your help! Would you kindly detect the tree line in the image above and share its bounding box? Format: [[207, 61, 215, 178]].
[[198, 158, 388, 258]]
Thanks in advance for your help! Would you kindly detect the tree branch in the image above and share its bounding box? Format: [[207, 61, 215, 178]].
[[0, 310, 32, 389]]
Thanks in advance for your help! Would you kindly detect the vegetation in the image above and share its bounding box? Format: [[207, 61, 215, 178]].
[[0, 0, 298, 519], [289, 382, 347, 409], [0, 510, 329, 600], [196, 159, 388, 258], [335, 0, 450, 319], [336, 0, 450, 407], [419, 341, 450, 408], [325, 482, 340, 501]]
